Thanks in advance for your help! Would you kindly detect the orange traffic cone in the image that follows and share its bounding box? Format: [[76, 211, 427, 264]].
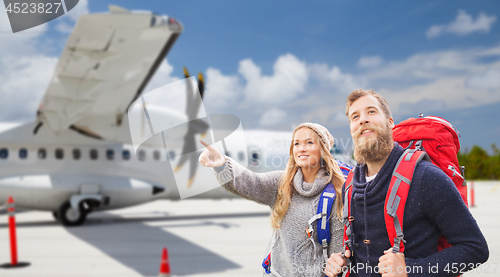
[[159, 247, 171, 277], [0, 196, 30, 268]]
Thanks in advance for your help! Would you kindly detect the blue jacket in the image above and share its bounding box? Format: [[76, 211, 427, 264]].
[[343, 143, 488, 277]]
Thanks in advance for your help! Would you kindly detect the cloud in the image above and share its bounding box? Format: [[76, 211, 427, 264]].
[[398, 98, 448, 115], [426, 10, 497, 38], [143, 59, 179, 93], [259, 108, 287, 127], [239, 54, 308, 104], [345, 44, 500, 118], [203, 68, 242, 109], [308, 63, 363, 93], [65, 0, 89, 21], [0, 55, 58, 121], [358, 56, 384, 68], [466, 69, 500, 89], [0, 4, 57, 122], [0, 4, 48, 55], [55, 0, 89, 33]]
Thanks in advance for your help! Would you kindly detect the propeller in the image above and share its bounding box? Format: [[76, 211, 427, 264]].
[[174, 67, 209, 188]]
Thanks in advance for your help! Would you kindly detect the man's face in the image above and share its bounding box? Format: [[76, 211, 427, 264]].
[[348, 95, 394, 164]]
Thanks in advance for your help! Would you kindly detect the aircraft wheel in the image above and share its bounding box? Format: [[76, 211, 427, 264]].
[[59, 201, 87, 226]]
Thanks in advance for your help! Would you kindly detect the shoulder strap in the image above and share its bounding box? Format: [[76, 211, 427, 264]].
[[342, 171, 354, 254], [316, 183, 336, 266], [384, 149, 428, 253], [317, 183, 337, 245]]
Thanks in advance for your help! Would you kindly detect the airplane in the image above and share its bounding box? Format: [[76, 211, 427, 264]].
[[0, 5, 355, 227], [0, 5, 292, 227]]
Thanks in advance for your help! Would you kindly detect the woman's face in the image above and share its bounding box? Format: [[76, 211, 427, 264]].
[[292, 128, 322, 170]]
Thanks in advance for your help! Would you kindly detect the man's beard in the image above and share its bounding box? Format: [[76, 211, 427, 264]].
[[353, 123, 394, 165]]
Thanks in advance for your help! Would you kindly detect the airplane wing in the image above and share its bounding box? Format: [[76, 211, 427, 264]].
[[35, 5, 183, 142]]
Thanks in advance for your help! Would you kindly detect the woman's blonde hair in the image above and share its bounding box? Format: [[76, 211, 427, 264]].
[[270, 126, 346, 229]]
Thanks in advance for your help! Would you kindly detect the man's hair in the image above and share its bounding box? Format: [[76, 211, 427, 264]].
[[345, 89, 392, 120]]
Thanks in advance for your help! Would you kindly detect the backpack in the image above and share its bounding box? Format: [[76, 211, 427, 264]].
[[343, 115, 466, 258], [262, 161, 353, 274]]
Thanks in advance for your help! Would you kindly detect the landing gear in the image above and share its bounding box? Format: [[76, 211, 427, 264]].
[[58, 201, 87, 226]]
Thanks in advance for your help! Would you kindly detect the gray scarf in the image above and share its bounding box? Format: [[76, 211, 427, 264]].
[[293, 167, 330, 197]]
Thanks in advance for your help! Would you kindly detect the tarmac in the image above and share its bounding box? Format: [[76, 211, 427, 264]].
[[0, 181, 499, 277]]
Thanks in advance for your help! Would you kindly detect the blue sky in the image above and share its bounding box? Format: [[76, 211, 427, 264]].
[[0, 0, 499, 154]]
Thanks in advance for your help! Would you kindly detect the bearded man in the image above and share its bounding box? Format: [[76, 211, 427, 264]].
[[325, 89, 488, 277]]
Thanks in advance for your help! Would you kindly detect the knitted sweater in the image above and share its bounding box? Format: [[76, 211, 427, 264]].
[[344, 143, 489, 277], [214, 156, 344, 277]]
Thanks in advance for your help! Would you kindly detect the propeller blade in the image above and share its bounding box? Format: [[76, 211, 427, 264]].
[[198, 72, 205, 99], [186, 151, 198, 188], [174, 129, 196, 171], [183, 67, 195, 118], [175, 68, 208, 188], [183, 67, 190, 78]]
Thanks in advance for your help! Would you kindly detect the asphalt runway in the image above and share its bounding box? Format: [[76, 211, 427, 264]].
[[0, 181, 499, 277]]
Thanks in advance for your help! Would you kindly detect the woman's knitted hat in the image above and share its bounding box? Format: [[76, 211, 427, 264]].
[[293, 123, 334, 150]]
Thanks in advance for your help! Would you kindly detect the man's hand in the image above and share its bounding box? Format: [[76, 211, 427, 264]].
[[198, 140, 225, 168], [378, 248, 407, 277], [325, 250, 350, 276]]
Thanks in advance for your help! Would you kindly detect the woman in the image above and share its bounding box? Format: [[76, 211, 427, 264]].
[[199, 123, 348, 276]]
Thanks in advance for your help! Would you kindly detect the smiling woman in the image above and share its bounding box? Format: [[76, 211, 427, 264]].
[[199, 122, 351, 277]]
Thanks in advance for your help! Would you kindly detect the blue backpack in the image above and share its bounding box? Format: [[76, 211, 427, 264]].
[[262, 161, 353, 274]]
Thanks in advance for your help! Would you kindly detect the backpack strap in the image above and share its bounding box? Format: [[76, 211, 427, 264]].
[[342, 171, 354, 255], [306, 183, 337, 265], [317, 183, 336, 264], [384, 149, 429, 253]]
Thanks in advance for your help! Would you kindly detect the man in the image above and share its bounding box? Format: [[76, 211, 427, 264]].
[[325, 89, 488, 277]]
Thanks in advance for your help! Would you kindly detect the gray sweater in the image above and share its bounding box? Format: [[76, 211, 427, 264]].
[[214, 156, 343, 277]]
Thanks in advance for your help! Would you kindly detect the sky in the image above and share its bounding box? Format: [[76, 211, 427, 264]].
[[0, 0, 499, 154]]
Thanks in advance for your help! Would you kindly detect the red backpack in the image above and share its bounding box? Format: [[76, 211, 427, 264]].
[[343, 115, 466, 258]]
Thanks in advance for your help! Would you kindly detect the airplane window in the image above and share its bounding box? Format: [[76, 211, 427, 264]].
[[38, 148, 46, 159], [138, 150, 146, 161], [19, 148, 28, 159], [73, 149, 81, 160], [251, 153, 259, 160], [106, 149, 114, 160], [0, 148, 7, 159], [168, 151, 175, 160], [55, 148, 64, 160], [238, 152, 244, 161], [90, 149, 98, 160], [122, 150, 130, 161], [153, 150, 160, 161]]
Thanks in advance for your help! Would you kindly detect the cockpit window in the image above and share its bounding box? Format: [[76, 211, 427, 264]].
[[55, 148, 64, 160], [168, 151, 175, 160], [19, 148, 28, 159], [106, 149, 114, 160]]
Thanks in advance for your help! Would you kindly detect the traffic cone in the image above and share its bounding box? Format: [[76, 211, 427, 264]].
[[0, 196, 30, 268], [159, 247, 171, 277]]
